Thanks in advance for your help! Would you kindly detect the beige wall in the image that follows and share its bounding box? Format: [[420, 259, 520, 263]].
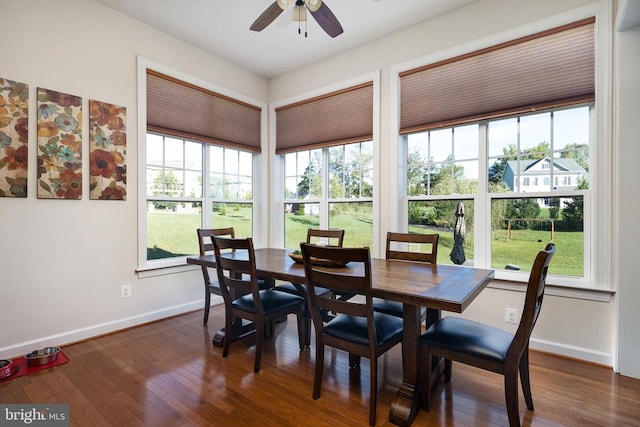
[[0, 0, 267, 357], [1, 0, 634, 376]]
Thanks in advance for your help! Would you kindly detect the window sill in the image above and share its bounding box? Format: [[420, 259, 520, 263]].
[[136, 257, 199, 279], [489, 279, 614, 302]]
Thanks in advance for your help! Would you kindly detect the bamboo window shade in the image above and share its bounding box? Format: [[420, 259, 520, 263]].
[[399, 17, 595, 134], [146, 70, 262, 153], [275, 82, 373, 154]]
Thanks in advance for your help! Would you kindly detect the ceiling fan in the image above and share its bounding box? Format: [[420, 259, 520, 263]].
[[250, 0, 344, 38]]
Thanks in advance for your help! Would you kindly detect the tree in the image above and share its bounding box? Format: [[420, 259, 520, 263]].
[[506, 198, 541, 229], [296, 153, 322, 198], [522, 141, 550, 160], [407, 149, 428, 196], [562, 177, 588, 231], [560, 143, 589, 171], [424, 156, 466, 195], [153, 170, 180, 210], [488, 144, 517, 185]]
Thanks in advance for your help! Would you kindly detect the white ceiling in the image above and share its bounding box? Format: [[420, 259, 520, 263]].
[[93, 0, 475, 78]]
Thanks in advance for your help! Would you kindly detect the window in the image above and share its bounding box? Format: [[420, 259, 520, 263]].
[[397, 16, 601, 286], [405, 105, 590, 278], [283, 141, 373, 249], [140, 66, 262, 269], [145, 133, 255, 261], [275, 78, 376, 251]]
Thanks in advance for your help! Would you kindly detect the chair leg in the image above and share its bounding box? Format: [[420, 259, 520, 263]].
[[444, 359, 452, 382], [504, 368, 521, 427], [519, 350, 534, 410], [222, 312, 232, 358], [203, 291, 211, 325], [296, 312, 307, 351], [254, 319, 264, 373], [421, 343, 432, 411], [369, 356, 377, 426], [348, 353, 361, 368], [313, 340, 324, 399]]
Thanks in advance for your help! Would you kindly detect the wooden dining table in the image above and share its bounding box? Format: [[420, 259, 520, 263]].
[[187, 248, 494, 426]]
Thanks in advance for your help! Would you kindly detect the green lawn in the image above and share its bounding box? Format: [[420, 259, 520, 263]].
[[148, 209, 583, 277], [147, 206, 253, 259]]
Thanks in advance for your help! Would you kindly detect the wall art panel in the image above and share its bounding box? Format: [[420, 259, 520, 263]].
[[0, 78, 29, 198], [37, 87, 82, 199], [89, 100, 126, 200]]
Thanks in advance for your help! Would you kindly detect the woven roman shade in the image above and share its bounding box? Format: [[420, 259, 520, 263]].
[[146, 70, 262, 153], [275, 82, 374, 154], [400, 18, 595, 134]]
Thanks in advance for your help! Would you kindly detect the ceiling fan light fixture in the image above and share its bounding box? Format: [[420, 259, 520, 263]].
[[276, 0, 291, 10], [292, 4, 307, 22], [305, 0, 322, 12]]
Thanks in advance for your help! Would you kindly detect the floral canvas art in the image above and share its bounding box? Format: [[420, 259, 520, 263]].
[[37, 87, 82, 199], [0, 78, 29, 197], [89, 100, 126, 200]]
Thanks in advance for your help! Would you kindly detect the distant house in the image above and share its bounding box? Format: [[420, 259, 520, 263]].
[[503, 157, 587, 206]]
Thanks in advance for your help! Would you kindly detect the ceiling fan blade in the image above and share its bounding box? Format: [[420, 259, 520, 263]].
[[309, 2, 343, 38], [250, 1, 285, 32]]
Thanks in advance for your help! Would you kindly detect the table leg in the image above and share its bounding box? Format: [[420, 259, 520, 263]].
[[389, 303, 422, 426], [212, 318, 256, 347]]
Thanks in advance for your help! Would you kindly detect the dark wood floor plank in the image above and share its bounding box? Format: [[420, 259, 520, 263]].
[[1, 307, 639, 426]]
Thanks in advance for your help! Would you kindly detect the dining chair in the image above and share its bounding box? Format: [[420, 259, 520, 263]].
[[420, 243, 555, 427], [372, 232, 439, 326], [301, 243, 403, 426], [197, 227, 235, 325], [212, 236, 307, 373], [198, 228, 273, 325], [276, 228, 344, 300], [306, 228, 345, 247], [276, 228, 345, 344]]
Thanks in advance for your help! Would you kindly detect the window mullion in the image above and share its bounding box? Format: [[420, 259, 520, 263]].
[[320, 148, 329, 229], [203, 144, 211, 228], [477, 123, 491, 268]]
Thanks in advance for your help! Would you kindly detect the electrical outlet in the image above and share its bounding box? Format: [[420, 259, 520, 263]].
[[121, 284, 132, 298], [505, 308, 518, 324]]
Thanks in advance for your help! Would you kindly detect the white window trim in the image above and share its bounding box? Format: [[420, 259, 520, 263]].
[[269, 71, 381, 256], [136, 57, 268, 275], [388, 2, 613, 297]]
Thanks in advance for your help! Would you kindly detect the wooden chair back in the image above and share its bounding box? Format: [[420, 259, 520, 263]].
[[306, 228, 345, 247], [385, 231, 439, 263], [196, 227, 235, 291], [301, 244, 372, 324], [212, 236, 261, 312], [197, 227, 235, 256], [510, 242, 556, 359]]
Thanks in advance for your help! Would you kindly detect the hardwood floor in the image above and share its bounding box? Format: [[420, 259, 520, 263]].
[[2, 307, 639, 426]]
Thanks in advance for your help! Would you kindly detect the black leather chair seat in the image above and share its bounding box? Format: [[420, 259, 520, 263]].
[[372, 298, 427, 318], [420, 316, 512, 364], [232, 289, 305, 313], [325, 313, 403, 347]]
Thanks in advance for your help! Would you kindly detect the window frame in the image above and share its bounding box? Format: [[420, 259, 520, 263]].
[[389, 4, 612, 293]]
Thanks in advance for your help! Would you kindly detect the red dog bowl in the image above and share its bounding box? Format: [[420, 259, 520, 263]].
[[0, 359, 17, 379]]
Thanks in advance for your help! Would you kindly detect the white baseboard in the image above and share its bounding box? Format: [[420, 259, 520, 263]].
[[530, 337, 613, 368], [1, 303, 614, 371], [0, 300, 205, 360]]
